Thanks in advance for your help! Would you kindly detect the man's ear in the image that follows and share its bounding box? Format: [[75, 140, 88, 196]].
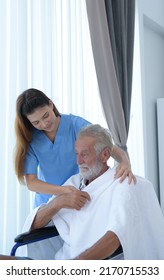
[[100, 147, 110, 163]]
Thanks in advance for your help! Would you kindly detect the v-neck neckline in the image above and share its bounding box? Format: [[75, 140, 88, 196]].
[[42, 116, 61, 144]]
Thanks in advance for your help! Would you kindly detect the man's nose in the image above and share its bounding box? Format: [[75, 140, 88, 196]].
[[77, 155, 84, 165]]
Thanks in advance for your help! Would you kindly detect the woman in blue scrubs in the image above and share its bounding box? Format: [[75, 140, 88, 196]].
[[15, 88, 135, 208]]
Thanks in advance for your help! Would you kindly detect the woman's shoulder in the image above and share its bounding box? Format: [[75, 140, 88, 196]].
[[62, 114, 91, 135], [61, 113, 90, 125]]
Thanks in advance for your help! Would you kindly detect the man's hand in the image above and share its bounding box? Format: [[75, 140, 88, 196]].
[[114, 163, 136, 184], [56, 189, 90, 210]]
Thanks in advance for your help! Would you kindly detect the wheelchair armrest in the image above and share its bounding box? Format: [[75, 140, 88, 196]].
[[14, 226, 59, 243], [11, 226, 59, 256]]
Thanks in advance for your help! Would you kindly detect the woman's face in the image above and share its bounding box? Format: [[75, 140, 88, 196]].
[[26, 102, 57, 132]]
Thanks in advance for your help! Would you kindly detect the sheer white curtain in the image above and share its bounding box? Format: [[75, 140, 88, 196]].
[[127, 3, 145, 177], [0, 0, 107, 254]]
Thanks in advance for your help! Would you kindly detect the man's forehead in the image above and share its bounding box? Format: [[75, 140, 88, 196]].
[[75, 136, 96, 149]]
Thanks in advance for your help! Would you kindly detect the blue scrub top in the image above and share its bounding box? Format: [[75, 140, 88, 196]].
[[24, 114, 90, 207]]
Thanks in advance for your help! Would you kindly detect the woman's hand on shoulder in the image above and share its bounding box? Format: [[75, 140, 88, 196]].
[[114, 163, 137, 184], [111, 145, 136, 184]]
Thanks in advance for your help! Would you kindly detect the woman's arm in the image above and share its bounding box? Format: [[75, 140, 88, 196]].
[[25, 174, 78, 195], [111, 146, 136, 184]]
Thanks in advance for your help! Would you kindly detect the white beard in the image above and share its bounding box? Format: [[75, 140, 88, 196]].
[[79, 160, 103, 181]]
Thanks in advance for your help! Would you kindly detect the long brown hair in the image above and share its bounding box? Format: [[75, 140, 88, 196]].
[[14, 88, 60, 184]]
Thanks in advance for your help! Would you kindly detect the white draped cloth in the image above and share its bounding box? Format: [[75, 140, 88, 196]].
[[22, 167, 164, 259]]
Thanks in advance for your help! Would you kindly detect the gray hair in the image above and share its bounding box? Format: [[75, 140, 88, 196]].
[[77, 124, 113, 155]]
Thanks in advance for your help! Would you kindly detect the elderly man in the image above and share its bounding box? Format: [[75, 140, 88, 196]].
[[1, 124, 164, 260]]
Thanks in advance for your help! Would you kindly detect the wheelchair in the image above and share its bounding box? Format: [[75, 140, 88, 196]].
[[10, 226, 123, 259]]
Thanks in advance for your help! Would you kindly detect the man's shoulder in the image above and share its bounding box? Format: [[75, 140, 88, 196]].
[[112, 175, 154, 200], [106, 171, 150, 193]]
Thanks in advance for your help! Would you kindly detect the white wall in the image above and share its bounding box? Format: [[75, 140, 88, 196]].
[[137, 0, 164, 208]]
